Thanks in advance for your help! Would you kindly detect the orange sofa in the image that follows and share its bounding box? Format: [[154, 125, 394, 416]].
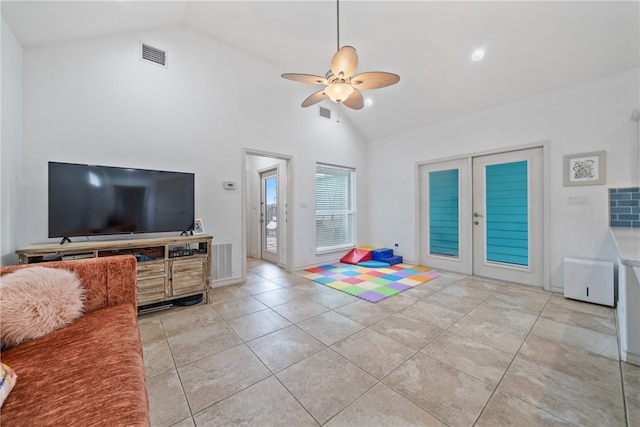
[[0, 255, 150, 426]]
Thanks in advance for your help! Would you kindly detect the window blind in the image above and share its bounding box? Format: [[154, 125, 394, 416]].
[[485, 161, 529, 266], [429, 169, 459, 257], [316, 164, 355, 252]]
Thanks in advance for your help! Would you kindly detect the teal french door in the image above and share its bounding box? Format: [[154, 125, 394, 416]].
[[472, 148, 543, 285], [419, 158, 472, 274], [420, 147, 544, 286]]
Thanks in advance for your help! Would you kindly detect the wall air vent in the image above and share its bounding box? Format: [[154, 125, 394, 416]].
[[212, 243, 233, 281], [140, 42, 167, 68], [319, 106, 332, 120]]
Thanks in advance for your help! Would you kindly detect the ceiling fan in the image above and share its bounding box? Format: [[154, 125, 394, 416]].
[[281, 0, 400, 110]]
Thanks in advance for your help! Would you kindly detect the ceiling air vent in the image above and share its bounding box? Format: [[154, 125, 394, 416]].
[[140, 42, 167, 68], [319, 106, 332, 120]]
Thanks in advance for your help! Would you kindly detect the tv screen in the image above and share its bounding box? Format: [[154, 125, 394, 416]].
[[48, 162, 195, 239]]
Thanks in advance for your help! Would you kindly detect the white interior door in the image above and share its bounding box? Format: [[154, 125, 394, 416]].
[[260, 168, 278, 264], [419, 159, 472, 275], [472, 148, 544, 286]]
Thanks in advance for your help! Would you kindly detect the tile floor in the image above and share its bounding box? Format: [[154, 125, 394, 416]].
[[139, 258, 639, 426]]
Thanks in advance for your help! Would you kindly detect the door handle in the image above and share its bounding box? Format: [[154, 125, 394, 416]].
[[474, 213, 483, 218]]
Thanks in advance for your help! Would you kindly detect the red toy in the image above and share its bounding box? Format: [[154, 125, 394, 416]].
[[340, 248, 371, 265]]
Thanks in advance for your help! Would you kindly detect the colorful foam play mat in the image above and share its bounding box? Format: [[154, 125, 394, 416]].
[[303, 263, 439, 303]]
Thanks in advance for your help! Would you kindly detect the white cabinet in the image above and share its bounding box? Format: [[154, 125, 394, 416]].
[[563, 258, 614, 307], [618, 264, 640, 365]]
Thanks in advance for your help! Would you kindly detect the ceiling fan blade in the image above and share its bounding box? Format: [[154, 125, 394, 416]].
[[351, 71, 400, 90], [301, 90, 327, 107], [342, 88, 364, 110], [331, 46, 358, 79], [281, 73, 328, 85]]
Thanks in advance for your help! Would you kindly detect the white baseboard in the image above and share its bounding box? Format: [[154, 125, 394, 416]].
[[210, 278, 242, 288], [621, 348, 640, 365]]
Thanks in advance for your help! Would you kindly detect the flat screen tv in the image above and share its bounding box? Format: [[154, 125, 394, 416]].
[[48, 162, 195, 240]]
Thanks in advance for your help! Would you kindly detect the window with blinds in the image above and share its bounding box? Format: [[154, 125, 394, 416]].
[[315, 164, 355, 252]]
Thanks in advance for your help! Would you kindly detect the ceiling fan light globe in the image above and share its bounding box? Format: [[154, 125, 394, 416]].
[[325, 82, 354, 103]]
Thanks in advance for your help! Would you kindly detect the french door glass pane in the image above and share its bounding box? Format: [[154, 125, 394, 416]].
[[264, 176, 277, 253], [429, 169, 459, 257], [485, 161, 528, 266]]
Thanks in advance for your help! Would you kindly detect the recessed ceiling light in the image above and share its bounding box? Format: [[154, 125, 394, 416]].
[[471, 48, 485, 62], [364, 98, 373, 107]]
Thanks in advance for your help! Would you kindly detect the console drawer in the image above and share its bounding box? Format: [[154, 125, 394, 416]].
[[137, 276, 166, 304], [137, 261, 166, 279], [171, 257, 207, 296]]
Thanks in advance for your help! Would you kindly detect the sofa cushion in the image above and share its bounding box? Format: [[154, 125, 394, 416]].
[[0, 266, 85, 348], [0, 304, 149, 426], [0, 256, 138, 314]]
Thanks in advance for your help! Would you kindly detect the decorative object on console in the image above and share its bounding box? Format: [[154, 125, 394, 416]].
[[563, 151, 606, 186], [0, 266, 85, 348], [193, 218, 205, 235]]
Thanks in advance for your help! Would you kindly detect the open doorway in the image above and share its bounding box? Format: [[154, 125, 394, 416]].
[[243, 151, 292, 272]]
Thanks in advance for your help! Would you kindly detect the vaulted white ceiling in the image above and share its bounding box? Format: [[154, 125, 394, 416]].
[[3, 1, 639, 141]]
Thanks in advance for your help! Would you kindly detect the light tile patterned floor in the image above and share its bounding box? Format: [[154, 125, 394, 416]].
[[139, 258, 638, 426]]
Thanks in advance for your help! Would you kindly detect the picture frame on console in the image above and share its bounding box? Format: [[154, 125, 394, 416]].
[[193, 219, 205, 235]]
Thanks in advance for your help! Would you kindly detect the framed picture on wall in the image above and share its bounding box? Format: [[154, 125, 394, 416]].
[[563, 151, 606, 186], [193, 219, 205, 235]]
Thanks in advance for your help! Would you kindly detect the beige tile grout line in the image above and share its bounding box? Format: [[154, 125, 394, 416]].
[[470, 288, 564, 426], [614, 306, 630, 427]]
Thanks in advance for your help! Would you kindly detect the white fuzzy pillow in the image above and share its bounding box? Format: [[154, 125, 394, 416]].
[[0, 266, 85, 348]]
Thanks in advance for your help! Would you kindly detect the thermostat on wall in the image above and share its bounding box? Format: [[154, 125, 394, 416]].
[[223, 181, 236, 190]]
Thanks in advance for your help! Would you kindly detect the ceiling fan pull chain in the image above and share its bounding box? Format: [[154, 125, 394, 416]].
[[336, 0, 340, 52]]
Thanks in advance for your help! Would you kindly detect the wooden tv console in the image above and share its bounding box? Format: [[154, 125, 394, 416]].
[[16, 235, 213, 308]]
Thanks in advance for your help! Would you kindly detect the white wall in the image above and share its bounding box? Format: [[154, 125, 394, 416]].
[[1, 19, 23, 266], [366, 68, 639, 288], [9, 21, 636, 288], [15, 25, 368, 276]]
